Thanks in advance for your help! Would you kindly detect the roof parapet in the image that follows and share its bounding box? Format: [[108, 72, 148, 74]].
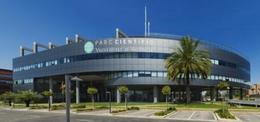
[[48, 42, 57, 49], [66, 37, 74, 44], [116, 28, 128, 38], [75, 34, 86, 43], [20, 41, 57, 56], [33, 41, 52, 53], [20, 46, 33, 56]]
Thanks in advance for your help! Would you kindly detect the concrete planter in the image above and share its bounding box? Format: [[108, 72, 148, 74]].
[[214, 112, 240, 121]]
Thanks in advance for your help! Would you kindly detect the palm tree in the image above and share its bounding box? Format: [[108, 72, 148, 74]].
[[16, 90, 41, 107], [165, 36, 212, 104], [0, 92, 15, 106]]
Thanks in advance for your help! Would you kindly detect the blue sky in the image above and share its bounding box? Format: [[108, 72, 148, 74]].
[[0, 0, 259, 83]]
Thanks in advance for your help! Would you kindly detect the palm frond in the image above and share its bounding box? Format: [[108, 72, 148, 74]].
[[165, 36, 212, 83]]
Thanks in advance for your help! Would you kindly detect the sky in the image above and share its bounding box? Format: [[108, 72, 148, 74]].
[[0, 0, 259, 83]]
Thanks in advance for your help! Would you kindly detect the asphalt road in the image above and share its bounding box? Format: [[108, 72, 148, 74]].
[[0, 109, 205, 122], [232, 112, 260, 122]]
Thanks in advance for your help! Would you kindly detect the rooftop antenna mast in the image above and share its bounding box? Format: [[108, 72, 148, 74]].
[[144, 1, 151, 37], [144, 6, 147, 37], [148, 21, 150, 36]]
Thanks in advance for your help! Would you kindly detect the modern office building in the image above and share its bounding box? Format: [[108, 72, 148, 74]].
[[12, 30, 250, 103], [0, 69, 13, 94]]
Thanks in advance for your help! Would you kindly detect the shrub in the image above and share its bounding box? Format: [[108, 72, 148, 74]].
[[229, 103, 238, 108], [96, 106, 108, 109], [72, 104, 86, 109], [41, 91, 53, 97], [215, 108, 235, 119], [111, 109, 126, 113], [154, 111, 168, 116], [30, 105, 48, 109], [51, 104, 65, 110], [76, 108, 93, 112], [167, 107, 177, 111], [127, 106, 140, 110], [154, 107, 176, 116]]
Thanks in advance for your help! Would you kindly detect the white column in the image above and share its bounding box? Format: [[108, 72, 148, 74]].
[[76, 80, 80, 104], [49, 78, 53, 104], [153, 86, 158, 103], [117, 87, 121, 103]]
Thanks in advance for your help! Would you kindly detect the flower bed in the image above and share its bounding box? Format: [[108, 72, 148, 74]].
[[154, 107, 176, 116], [127, 106, 140, 110], [30, 105, 48, 109], [51, 104, 65, 110], [215, 108, 235, 119], [112, 106, 140, 113], [111, 109, 126, 113], [75, 106, 108, 112], [71, 104, 86, 109], [75, 108, 94, 112]]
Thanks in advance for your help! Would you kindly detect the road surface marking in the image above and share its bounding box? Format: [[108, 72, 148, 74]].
[[212, 111, 217, 120], [77, 119, 94, 122], [188, 111, 196, 120]]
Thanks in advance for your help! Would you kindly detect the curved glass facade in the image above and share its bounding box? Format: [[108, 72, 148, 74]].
[[14, 52, 249, 74], [12, 37, 250, 102], [106, 71, 246, 83]]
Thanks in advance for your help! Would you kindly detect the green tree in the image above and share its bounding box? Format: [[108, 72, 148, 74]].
[[165, 36, 211, 104], [17, 90, 41, 107], [118, 86, 129, 110], [161, 86, 171, 109], [216, 81, 230, 112], [0, 92, 15, 106], [87, 87, 98, 109], [42, 91, 53, 111], [217, 81, 229, 90]]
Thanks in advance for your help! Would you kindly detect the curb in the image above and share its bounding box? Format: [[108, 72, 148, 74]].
[[214, 112, 241, 122]]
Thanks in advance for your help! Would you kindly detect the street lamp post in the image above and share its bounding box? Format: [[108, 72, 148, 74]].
[[226, 86, 230, 108], [71, 76, 83, 104], [226, 87, 230, 101], [65, 75, 83, 122], [106, 91, 112, 113], [65, 75, 71, 122]]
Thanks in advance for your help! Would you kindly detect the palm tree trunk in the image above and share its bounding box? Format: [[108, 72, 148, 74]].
[[8, 100, 11, 106], [186, 73, 191, 104], [186, 86, 191, 104], [25, 100, 30, 107]]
